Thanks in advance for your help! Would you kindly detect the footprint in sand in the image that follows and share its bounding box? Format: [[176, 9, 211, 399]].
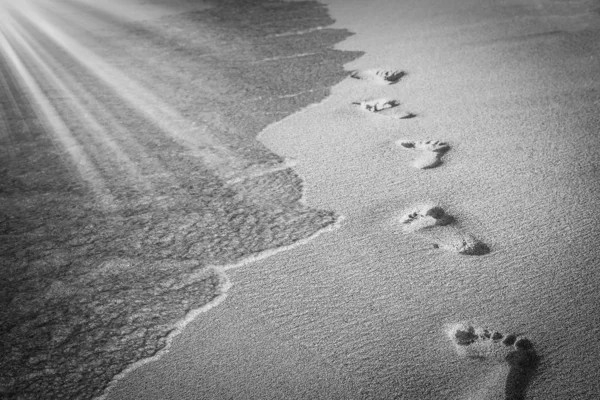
[[350, 69, 406, 85], [396, 139, 450, 169], [446, 323, 539, 400], [352, 99, 416, 119], [398, 204, 489, 255]]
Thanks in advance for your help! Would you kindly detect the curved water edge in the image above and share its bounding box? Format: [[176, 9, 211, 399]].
[[96, 268, 231, 400], [0, 0, 362, 398], [98, 215, 345, 400]]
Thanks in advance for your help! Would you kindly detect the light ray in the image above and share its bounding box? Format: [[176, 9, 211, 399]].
[[0, 17, 115, 207], [8, 0, 259, 182], [65, 0, 211, 23], [5, 15, 158, 198]]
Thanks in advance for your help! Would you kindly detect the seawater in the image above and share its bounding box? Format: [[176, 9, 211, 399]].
[[0, 1, 362, 398]]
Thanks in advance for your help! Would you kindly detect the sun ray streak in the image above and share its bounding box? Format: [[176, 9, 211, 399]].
[[0, 19, 115, 207], [9, 0, 261, 182], [4, 16, 181, 193], [5, 16, 159, 200], [0, 63, 32, 138]]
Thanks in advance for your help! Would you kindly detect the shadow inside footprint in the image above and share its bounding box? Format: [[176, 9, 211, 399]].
[[397, 140, 450, 169], [400, 205, 489, 255], [350, 69, 407, 84], [353, 99, 417, 119], [505, 349, 539, 400], [438, 234, 490, 256], [447, 324, 539, 400], [464, 241, 491, 256], [378, 70, 406, 84], [399, 112, 417, 119], [352, 98, 399, 112], [454, 325, 478, 345]]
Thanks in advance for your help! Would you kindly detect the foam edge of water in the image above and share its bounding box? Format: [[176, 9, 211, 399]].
[[96, 212, 346, 400], [97, 18, 353, 393], [94, 268, 232, 400]]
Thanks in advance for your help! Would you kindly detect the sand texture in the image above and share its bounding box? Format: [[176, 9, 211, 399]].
[[0, 0, 359, 398], [2, 0, 600, 399], [107, 0, 600, 399]]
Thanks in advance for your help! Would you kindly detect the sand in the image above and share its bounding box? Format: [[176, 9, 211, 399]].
[[77, 0, 600, 398]]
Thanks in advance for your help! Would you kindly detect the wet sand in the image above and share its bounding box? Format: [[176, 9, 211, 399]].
[[105, 0, 600, 399], [3, 0, 599, 398], [0, 0, 358, 398]]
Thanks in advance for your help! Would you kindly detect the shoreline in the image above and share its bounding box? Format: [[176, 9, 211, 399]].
[[98, 213, 345, 400], [0, 0, 361, 398], [105, 0, 600, 399]]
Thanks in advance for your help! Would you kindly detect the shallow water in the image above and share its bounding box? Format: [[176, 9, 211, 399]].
[[0, 1, 360, 398], [4, 0, 600, 398], [113, 0, 600, 398]]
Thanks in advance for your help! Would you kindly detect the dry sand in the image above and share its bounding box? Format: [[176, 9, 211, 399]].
[[106, 0, 600, 399]]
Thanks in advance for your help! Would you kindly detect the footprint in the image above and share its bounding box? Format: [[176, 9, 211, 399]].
[[396, 139, 450, 169], [446, 323, 539, 400], [398, 204, 489, 255], [352, 98, 399, 112], [350, 69, 406, 85], [398, 204, 452, 229], [352, 99, 416, 119]]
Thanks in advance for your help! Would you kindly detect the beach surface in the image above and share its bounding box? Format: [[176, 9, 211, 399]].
[[2, 0, 600, 399], [105, 0, 600, 399], [1, 0, 358, 397]]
